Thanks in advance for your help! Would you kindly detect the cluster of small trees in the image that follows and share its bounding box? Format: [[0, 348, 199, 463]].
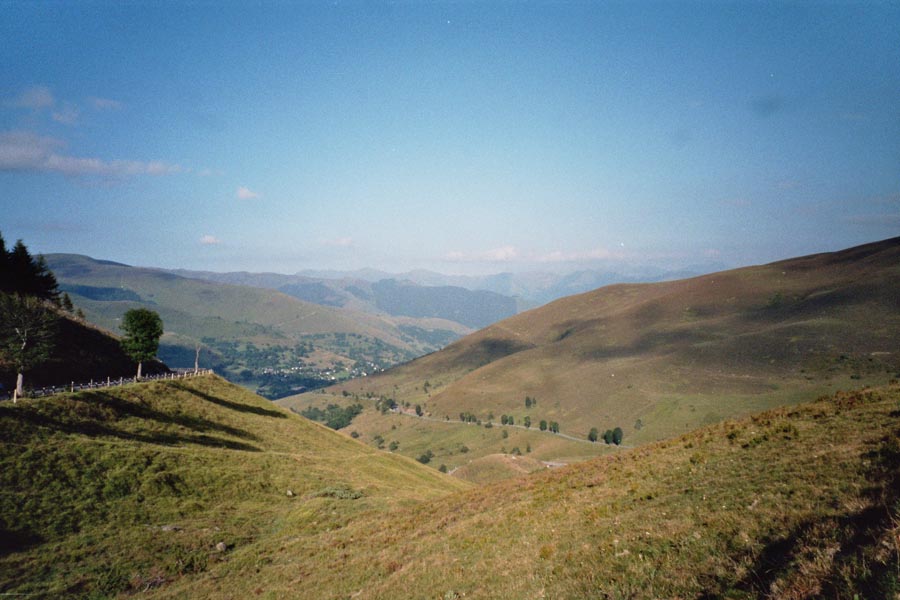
[[375, 396, 397, 413], [459, 411, 478, 423], [588, 426, 624, 445], [499, 414, 515, 425], [538, 420, 560, 433], [300, 402, 364, 429]]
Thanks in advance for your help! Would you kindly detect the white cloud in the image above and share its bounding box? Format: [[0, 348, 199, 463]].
[[88, 96, 124, 111], [445, 246, 520, 263], [236, 186, 260, 199], [485, 246, 519, 261], [0, 130, 183, 177], [8, 86, 54, 110], [200, 235, 221, 245]]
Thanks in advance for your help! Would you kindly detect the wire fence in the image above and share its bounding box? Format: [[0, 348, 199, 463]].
[[1, 369, 215, 402]]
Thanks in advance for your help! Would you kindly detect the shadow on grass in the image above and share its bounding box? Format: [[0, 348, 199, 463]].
[[0, 393, 262, 452], [0, 527, 44, 556], [169, 382, 287, 419], [703, 426, 900, 598]]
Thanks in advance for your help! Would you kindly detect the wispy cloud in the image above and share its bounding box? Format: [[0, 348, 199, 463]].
[[200, 234, 221, 245], [445, 246, 519, 262], [51, 102, 80, 125], [0, 130, 183, 177], [8, 85, 55, 110], [236, 186, 260, 199], [88, 96, 124, 111], [8, 87, 123, 121], [536, 248, 614, 263], [321, 237, 354, 248]]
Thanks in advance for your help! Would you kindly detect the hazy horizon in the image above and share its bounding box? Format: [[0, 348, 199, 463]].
[[3, 2, 898, 276]]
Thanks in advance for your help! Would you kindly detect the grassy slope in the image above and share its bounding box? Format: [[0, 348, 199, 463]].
[[304, 237, 900, 458], [46, 254, 418, 347], [160, 382, 900, 599], [0, 375, 467, 598]]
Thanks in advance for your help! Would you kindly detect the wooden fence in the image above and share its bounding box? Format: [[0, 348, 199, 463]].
[[1, 369, 215, 402]]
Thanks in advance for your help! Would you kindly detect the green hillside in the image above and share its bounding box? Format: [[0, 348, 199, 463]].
[[292, 237, 900, 463], [0, 375, 467, 598], [156, 384, 900, 598], [45, 254, 470, 394]]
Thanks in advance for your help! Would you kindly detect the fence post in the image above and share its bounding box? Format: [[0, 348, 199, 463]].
[[71, 382, 74, 393]]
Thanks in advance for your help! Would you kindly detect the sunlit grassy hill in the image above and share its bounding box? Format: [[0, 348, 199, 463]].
[[47, 254, 421, 344], [302, 237, 900, 459], [0, 375, 467, 598], [166, 383, 900, 599]]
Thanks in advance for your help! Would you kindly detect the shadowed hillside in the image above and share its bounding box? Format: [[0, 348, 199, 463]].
[[0, 312, 167, 394]]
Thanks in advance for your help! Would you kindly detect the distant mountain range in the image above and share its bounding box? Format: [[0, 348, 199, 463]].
[[167, 263, 721, 320], [165, 268, 519, 329], [291, 264, 725, 306]]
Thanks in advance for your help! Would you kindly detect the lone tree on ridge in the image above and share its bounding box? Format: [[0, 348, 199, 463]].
[[120, 308, 163, 379]]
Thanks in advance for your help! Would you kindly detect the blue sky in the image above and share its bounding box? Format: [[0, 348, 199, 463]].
[[2, 1, 898, 275]]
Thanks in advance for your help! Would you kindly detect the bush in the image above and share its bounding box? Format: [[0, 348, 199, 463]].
[[612, 427, 623, 445], [588, 427, 599, 442], [417, 449, 434, 464]]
